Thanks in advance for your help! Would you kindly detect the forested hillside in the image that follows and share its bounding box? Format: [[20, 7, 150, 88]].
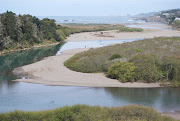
[[0, 11, 62, 51]]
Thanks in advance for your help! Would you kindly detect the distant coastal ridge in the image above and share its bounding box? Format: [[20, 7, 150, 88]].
[[134, 9, 180, 25]]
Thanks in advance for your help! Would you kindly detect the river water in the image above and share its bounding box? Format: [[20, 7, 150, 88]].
[[0, 30, 180, 113]]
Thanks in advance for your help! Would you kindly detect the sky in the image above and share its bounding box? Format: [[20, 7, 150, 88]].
[[0, 0, 180, 16]]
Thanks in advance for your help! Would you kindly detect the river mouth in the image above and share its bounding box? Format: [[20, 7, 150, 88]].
[[0, 31, 180, 113]]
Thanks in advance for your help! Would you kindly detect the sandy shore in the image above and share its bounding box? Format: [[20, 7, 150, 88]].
[[65, 25, 180, 42], [13, 48, 161, 88], [162, 112, 180, 120], [13, 23, 180, 88], [12, 23, 180, 119]]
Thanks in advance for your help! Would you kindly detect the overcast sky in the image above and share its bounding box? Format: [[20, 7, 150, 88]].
[[0, 0, 180, 16]]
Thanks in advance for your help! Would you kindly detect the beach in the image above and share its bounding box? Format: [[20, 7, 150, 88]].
[[13, 23, 180, 88], [65, 24, 180, 42], [13, 48, 162, 88], [12, 23, 180, 120]]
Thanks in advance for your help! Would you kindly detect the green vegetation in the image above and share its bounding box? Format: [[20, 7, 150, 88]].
[[0, 105, 176, 121], [171, 21, 180, 30], [0, 12, 143, 53], [107, 62, 135, 82], [64, 37, 180, 86], [109, 54, 122, 60], [129, 55, 163, 83], [119, 27, 143, 32], [0, 11, 67, 52], [60, 23, 143, 34]]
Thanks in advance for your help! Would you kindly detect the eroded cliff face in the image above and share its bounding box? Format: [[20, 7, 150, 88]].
[[135, 16, 167, 23], [145, 16, 167, 23]]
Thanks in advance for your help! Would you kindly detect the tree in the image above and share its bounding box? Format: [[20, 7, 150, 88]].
[[0, 11, 18, 41], [129, 55, 163, 82]]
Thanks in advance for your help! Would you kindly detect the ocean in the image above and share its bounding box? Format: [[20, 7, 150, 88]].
[[37, 16, 145, 24]]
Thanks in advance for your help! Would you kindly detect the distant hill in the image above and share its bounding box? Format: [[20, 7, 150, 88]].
[[135, 12, 157, 17], [0, 11, 63, 52], [134, 9, 180, 23]]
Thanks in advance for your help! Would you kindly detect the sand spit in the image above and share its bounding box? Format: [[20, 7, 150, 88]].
[[13, 23, 180, 88]]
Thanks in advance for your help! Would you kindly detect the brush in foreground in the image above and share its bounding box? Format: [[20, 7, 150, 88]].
[[0, 105, 176, 121]]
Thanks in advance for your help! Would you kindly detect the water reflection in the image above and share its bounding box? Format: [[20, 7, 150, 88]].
[[0, 43, 64, 81], [56, 39, 143, 55], [0, 41, 180, 113], [0, 82, 180, 113], [104, 88, 180, 112]]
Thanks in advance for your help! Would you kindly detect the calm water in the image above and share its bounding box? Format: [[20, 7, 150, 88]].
[[0, 38, 180, 113], [0, 82, 180, 113], [56, 38, 143, 55], [37, 16, 144, 24], [126, 24, 171, 30]]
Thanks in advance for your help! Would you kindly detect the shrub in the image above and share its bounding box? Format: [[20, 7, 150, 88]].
[[129, 55, 163, 82], [133, 48, 142, 52], [109, 54, 122, 60], [107, 62, 135, 82], [171, 21, 180, 30], [119, 27, 143, 32], [161, 57, 180, 83], [0, 105, 176, 121]]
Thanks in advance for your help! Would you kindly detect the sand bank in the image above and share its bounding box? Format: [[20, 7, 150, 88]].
[[13, 23, 180, 87], [162, 112, 180, 120], [13, 48, 161, 88], [65, 25, 180, 42]]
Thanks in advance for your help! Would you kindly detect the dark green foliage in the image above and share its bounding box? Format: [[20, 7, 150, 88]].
[[0, 11, 18, 41], [107, 62, 135, 82], [129, 55, 163, 83], [0, 105, 176, 121], [40, 18, 60, 41], [0, 11, 65, 52], [109, 54, 122, 60], [161, 57, 180, 87]]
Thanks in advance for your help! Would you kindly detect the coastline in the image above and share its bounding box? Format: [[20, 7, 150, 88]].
[[11, 23, 180, 120], [65, 25, 180, 42], [12, 23, 180, 88]]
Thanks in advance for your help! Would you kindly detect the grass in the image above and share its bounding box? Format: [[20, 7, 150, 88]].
[[65, 37, 180, 73], [64, 37, 180, 85], [0, 105, 176, 121], [58, 23, 143, 34], [119, 27, 143, 32]]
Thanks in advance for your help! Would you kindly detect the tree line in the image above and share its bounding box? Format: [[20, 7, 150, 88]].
[[0, 11, 65, 51]]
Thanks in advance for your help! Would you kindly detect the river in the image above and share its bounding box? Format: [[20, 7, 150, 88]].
[[0, 38, 180, 113]]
